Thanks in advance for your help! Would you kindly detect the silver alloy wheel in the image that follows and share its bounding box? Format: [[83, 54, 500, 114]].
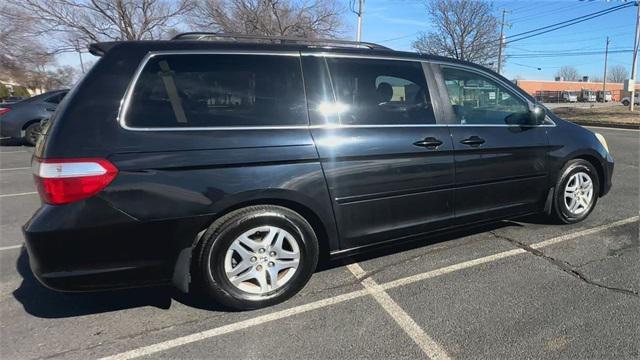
[[563, 172, 594, 215], [223, 226, 301, 295]]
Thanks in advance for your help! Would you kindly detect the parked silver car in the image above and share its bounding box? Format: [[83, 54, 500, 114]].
[[621, 93, 639, 106]]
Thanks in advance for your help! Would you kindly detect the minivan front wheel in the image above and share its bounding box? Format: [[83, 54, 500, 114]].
[[24, 122, 41, 146], [551, 159, 599, 224], [194, 205, 319, 310]]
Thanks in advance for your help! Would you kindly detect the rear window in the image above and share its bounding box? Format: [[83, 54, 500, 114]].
[[125, 54, 308, 128], [44, 92, 66, 104]]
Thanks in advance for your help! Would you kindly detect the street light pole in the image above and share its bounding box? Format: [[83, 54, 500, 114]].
[[497, 9, 508, 74], [76, 40, 85, 74], [602, 36, 609, 102], [630, 1, 639, 111], [355, 0, 365, 42]]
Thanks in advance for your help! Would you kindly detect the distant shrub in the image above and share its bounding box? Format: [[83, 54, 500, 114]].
[[13, 86, 30, 97], [0, 83, 9, 99]]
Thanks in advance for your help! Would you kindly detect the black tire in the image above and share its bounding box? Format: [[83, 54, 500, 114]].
[[23, 122, 41, 146], [551, 159, 600, 224], [193, 205, 319, 310], [622, 100, 630, 106]]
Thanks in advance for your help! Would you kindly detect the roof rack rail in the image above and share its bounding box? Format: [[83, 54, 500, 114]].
[[172, 32, 391, 50]]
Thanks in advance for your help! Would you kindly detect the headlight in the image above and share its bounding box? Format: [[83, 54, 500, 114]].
[[594, 132, 609, 153]]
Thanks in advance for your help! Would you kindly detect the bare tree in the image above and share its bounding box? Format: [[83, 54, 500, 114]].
[[412, 0, 500, 68], [590, 75, 603, 83], [11, 0, 193, 53], [607, 65, 629, 83], [44, 66, 79, 89], [555, 66, 580, 81], [0, 3, 55, 85], [188, 0, 345, 38]]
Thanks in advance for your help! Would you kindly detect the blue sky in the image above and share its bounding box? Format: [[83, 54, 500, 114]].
[[60, 0, 638, 81], [354, 0, 638, 80]]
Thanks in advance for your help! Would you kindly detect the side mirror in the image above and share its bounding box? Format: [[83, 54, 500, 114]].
[[529, 104, 546, 125]]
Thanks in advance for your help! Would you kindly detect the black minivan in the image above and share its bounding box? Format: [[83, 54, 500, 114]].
[[24, 34, 613, 310]]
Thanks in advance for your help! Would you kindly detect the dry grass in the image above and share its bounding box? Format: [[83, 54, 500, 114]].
[[551, 105, 639, 127]]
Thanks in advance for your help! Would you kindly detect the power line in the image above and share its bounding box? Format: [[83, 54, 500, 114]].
[[505, 2, 635, 44], [506, 49, 633, 58], [510, 45, 631, 53], [510, 29, 634, 46], [378, 32, 420, 43], [510, 1, 593, 24], [510, 2, 539, 13], [511, 62, 542, 70]]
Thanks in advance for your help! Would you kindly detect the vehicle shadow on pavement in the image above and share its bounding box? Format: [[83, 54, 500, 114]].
[[13, 220, 527, 318], [317, 220, 523, 272], [0, 138, 25, 146], [13, 248, 179, 318]]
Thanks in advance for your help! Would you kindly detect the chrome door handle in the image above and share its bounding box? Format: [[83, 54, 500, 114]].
[[413, 137, 443, 149], [460, 136, 485, 147]]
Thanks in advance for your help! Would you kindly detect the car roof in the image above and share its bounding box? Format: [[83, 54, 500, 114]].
[[89, 39, 490, 72]]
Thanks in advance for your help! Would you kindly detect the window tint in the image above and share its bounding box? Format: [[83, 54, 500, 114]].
[[45, 92, 66, 104], [325, 58, 435, 125], [442, 67, 529, 125], [126, 54, 307, 128]]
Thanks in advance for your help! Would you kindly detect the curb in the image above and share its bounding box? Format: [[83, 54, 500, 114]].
[[571, 120, 640, 130]]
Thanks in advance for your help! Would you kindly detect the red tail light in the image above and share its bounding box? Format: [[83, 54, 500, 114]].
[[32, 158, 118, 205], [0, 108, 11, 116]]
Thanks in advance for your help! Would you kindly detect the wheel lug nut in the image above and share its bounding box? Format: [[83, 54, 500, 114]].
[[269, 251, 276, 257], [258, 248, 266, 254], [256, 265, 263, 271], [250, 256, 257, 263], [268, 262, 275, 267]]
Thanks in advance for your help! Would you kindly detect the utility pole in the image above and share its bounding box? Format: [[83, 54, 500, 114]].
[[602, 37, 610, 102], [354, 0, 365, 42], [497, 9, 509, 75], [630, 1, 639, 111], [76, 40, 85, 74]]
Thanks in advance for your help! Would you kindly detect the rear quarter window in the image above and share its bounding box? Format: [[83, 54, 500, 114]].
[[125, 54, 308, 128]]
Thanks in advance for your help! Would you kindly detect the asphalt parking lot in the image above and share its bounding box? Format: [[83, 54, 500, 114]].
[[0, 126, 638, 360]]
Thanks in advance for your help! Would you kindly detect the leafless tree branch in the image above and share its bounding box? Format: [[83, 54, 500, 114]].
[[555, 66, 581, 81], [188, 0, 345, 39], [412, 0, 501, 69], [607, 65, 629, 83]]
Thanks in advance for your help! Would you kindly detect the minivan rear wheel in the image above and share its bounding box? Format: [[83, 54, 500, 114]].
[[194, 205, 319, 310], [551, 159, 599, 224]]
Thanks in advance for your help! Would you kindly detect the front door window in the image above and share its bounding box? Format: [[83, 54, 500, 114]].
[[442, 67, 530, 125]]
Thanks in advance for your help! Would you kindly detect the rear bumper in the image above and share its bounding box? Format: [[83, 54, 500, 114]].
[[22, 197, 207, 292]]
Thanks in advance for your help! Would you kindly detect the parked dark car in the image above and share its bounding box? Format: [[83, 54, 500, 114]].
[[23, 34, 613, 310], [1, 96, 28, 104], [0, 90, 68, 145]]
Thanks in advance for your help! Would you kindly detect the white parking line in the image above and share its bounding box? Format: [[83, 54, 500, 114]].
[[0, 244, 23, 252], [348, 263, 450, 360], [0, 191, 37, 198], [531, 216, 639, 249], [0, 150, 29, 154], [100, 289, 371, 360], [380, 216, 639, 291], [99, 215, 639, 360], [0, 167, 30, 171]]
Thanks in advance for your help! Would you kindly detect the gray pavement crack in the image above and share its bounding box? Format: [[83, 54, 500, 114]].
[[490, 231, 639, 298]]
